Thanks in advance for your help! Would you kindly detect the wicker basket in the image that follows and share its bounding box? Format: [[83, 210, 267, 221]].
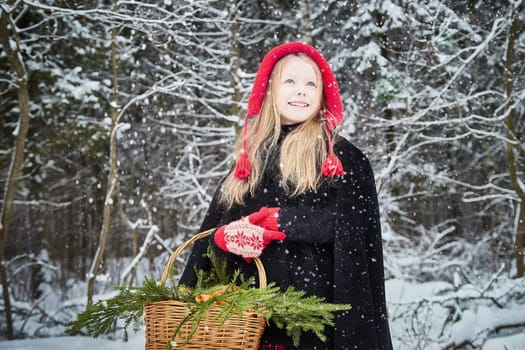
[[144, 228, 267, 350]]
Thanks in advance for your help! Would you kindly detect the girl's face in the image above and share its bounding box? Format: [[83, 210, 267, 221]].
[[275, 55, 322, 125]]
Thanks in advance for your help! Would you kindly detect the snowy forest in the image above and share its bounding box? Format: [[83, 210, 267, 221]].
[[1, 0, 524, 349]]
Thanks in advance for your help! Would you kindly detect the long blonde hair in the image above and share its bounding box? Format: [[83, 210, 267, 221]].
[[220, 53, 332, 208]]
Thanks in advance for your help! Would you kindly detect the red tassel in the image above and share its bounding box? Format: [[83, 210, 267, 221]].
[[321, 153, 345, 177], [234, 149, 251, 180], [321, 125, 344, 177]]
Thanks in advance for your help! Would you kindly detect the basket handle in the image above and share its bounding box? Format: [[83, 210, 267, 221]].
[[160, 228, 267, 288]]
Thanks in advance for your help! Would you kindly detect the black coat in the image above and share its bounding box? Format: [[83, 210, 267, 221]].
[[179, 132, 393, 350]]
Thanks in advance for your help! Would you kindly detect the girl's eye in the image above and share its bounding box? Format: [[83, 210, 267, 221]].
[[284, 79, 294, 85], [307, 81, 317, 87]]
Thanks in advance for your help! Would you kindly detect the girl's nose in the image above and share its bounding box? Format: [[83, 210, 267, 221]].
[[297, 90, 306, 96]]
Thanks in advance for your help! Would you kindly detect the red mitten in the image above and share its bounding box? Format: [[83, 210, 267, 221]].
[[214, 208, 285, 262], [249, 207, 280, 231]]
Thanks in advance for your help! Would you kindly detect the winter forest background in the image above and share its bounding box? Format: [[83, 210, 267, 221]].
[[1, 0, 524, 349]]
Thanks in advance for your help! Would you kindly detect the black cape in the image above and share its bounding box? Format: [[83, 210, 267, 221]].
[[179, 133, 393, 350]]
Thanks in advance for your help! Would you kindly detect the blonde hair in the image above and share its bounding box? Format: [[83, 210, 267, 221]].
[[220, 53, 332, 208]]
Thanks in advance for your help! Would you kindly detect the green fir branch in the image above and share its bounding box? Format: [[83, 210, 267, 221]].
[[67, 247, 351, 348], [195, 245, 230, 289]]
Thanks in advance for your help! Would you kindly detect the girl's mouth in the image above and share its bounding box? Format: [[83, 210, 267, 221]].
[[288, 101, 309, 107]]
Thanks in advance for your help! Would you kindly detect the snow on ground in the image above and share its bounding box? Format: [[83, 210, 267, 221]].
[[483, 333, 525, 350], [387, 278, 525, 350], [0, 332, 145, 350]]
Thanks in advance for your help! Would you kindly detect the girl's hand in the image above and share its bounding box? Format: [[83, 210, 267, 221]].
[[249, 206, 280, 231], [214, 208, 285, 262]]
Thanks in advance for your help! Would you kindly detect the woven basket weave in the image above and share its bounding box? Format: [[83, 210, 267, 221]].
[[144, 228, 266, 350]]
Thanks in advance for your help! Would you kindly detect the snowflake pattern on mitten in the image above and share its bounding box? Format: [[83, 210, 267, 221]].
[[223, 217, 265, 258]]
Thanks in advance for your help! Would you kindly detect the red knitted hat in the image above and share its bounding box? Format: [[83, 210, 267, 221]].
[[234, 41, 345, 180]]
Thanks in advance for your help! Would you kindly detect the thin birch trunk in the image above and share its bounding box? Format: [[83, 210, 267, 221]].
[[503, 4, 524, 277], [86, 0, 121, 304], [0, 6, 31, 339]]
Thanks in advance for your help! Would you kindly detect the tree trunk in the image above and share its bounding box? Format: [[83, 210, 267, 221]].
[[503, 4, 524, 277], [117, 203, 138, 286], [0, 7, 31, 339], [86, 0, 121, 304], [227, 0, 242, 119], [300, 0, 313, 44]]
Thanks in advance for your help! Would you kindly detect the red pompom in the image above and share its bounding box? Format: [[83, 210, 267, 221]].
[[234, 150, 251, 180], [321, 153, 345, 177]]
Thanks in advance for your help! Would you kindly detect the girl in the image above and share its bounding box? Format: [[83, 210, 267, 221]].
[[179, 42, 393, 350]]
